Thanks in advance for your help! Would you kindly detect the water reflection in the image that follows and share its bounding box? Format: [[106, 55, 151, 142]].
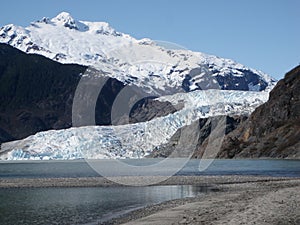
[[0, 185, 208, 225]]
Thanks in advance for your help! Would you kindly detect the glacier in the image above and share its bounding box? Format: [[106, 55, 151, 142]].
[[0, 90, 269, 160]]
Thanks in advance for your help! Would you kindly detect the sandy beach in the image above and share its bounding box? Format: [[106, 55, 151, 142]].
[[1, 175, 300, 224], [105, 178, 300, 225]]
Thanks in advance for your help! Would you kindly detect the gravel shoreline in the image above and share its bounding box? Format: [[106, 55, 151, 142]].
[[104, 178, 300, 225], [0, 175, 296, 188]]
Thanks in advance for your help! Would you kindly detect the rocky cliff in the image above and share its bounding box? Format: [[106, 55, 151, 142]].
[[217, 65, 300, 158]]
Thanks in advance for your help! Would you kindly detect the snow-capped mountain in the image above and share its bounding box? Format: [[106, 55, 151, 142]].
[[0, 12, 277, 160], [0, 12, 276, 94], [0, 90, 268, 160]]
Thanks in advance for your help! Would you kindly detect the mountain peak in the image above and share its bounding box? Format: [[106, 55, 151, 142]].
[[52, 12, 75, 21], [0, 12, 276, 93], [51, 12, 79, 30], [49, 12, 119, 34]]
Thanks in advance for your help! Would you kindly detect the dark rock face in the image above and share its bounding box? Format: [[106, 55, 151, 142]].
[[181, 66, 272, 92], [217, 65, 300, 159], [129, 97, 182, 124], [215, 69, 269, 91], [0, 127, 13, 143], [95, 77, 125, 125], [95, 80, 179, 125], [0, 43, 85, 141]]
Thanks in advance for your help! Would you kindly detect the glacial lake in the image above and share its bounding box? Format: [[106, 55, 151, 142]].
[[0, 159, 299, 224]]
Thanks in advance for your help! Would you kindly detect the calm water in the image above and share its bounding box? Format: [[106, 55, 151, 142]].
[[0, 159, 299, 224], [0, 185, 207, 225]]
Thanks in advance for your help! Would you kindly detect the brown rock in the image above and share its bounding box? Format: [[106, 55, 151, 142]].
[[217, 65, 300, 158]]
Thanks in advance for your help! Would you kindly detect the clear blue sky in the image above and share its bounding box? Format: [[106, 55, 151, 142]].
[[1, 0, 299, 79]]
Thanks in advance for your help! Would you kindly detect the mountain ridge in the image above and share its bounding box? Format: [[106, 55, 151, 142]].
[[0, 12, 276, 94]]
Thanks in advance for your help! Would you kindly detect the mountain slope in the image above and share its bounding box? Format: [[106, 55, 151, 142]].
[[0, 43, 85, 141], [217, 65, 300, 158], [0, 44, 181, 142], [0, 12, 276, 94]]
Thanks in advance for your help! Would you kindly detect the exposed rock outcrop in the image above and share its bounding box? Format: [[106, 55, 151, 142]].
[[150, 115, 247, 158], [217, 65, 300, 158], [129, 97, 182, 124]]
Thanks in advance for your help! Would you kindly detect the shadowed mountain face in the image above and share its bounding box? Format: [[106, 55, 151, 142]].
[[0, 44, 178, 142], [0, 43, 85, 141], [217, 65, 300, 158]]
